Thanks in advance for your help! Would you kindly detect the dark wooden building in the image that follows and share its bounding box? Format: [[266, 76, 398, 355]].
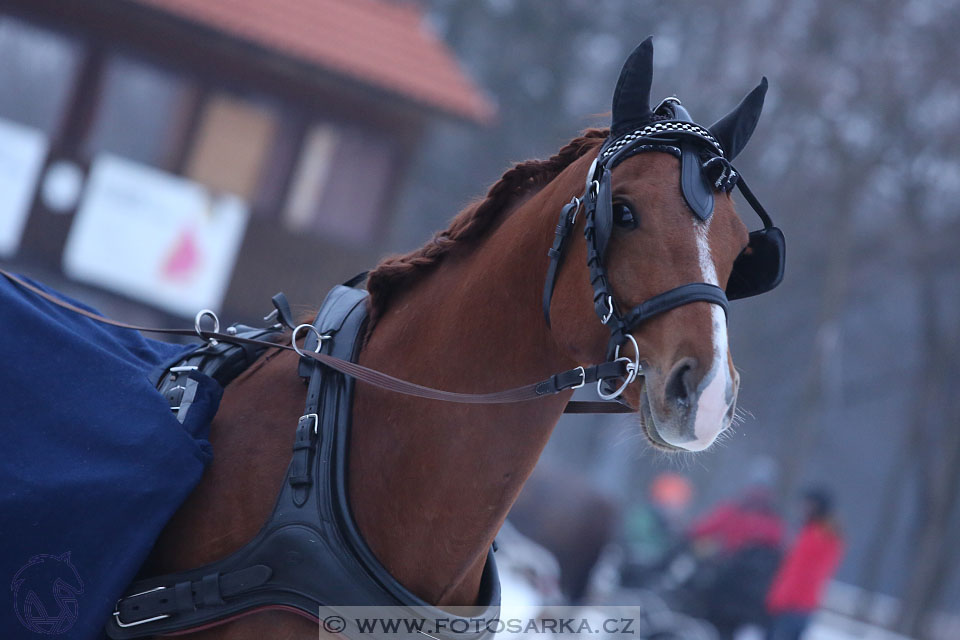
[[0, 0, 492, 322]]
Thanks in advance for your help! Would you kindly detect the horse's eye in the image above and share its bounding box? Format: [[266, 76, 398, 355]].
[[613, 202, 637, 229]]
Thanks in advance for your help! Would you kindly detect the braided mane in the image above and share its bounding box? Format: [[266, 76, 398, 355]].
[[366, 128, 609, 333]]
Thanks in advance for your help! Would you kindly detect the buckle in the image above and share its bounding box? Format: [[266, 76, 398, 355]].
[[169, 365, 199, 373], [601, 295, 615, 324], [112, 587, 170, 628], [300, 413, 320, 435], [567, 196, 582, 226], [585, 157, 601, 190], [571, 366, 586, 390]]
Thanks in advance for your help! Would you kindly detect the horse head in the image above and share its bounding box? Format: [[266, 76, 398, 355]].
[[545, 37, 782, 452]]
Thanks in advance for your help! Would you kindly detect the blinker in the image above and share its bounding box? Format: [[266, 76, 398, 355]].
[[680, 140, 715, 221], [726, 226, 785, 300], [593, 169, 614, 259]]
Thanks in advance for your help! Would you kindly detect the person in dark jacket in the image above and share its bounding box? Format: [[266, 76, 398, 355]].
[[765, 488, 845, 640], [686, 484, 785, 639]]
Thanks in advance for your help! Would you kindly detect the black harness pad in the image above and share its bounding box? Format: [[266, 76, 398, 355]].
[[593, 168, 614, 258], [107, 285, 500, 639]]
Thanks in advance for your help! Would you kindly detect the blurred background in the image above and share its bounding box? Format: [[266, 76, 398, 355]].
[[1, 1, 958, 638]]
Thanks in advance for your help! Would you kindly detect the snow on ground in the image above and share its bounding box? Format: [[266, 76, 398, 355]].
[[731, 613, 914, 640], [805, 611, 914, 640]]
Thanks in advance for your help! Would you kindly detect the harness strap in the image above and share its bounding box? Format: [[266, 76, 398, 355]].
[[114, 565, 272, 626], [534, 360, 626, 395], [542, 199, 579, 327], [621, 282, 729, 331], [558, 400, 633, 414], [289, 305, 335, 504], [735, 175, 774, 229], [299, 348, 627, 404], [269, 293, 297, 330], [288, 413, 318, 505], [0, 269, 635, 414]]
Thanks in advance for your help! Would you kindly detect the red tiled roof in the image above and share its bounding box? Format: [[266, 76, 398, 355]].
[[129, 0, 495, 123]]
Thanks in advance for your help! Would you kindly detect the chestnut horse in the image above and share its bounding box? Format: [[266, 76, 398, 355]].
[[141, 41, 777, 638]]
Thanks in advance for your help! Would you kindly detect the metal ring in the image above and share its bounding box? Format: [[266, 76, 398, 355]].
[[618, 333, 641, 379], [291, 324, 329, 357], [596, 334, 642, 401], [194, 309, 220, 345], [589, 179, 600, 199], [597, 360, 633, 401]]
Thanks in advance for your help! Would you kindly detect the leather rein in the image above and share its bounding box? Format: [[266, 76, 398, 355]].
[[0, 268, 634, 414]]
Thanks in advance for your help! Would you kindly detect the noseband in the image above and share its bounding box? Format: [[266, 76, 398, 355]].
[[542, 100, 785, 400]]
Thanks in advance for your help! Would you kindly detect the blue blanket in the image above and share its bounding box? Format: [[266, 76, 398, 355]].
[[0, 275, 219, 639]]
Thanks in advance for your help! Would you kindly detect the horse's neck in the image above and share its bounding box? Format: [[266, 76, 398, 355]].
[[350, 194, 576, 605]]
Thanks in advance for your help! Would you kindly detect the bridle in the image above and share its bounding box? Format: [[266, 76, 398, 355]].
[[542, 98, 785, 400]]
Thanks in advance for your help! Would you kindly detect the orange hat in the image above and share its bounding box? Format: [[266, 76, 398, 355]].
[[649, 472, 693, 510]]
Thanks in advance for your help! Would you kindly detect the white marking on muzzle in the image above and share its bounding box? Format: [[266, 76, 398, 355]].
[[671, 220, 733, 452]]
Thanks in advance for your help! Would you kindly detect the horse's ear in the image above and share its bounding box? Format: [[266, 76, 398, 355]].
[[611, 37, 654, 137], [708, 77, 768, 160]]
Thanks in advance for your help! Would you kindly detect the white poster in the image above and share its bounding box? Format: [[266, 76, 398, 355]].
[[63, 154, 248, 317], [0, 118, 48, 257]]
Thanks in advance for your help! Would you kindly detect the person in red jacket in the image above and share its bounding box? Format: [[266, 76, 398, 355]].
[[688, 486, 785, 555], [765, 488, 844, 640]]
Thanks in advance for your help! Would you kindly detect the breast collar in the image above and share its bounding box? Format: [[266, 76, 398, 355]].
[[107, 284, 500, 639]]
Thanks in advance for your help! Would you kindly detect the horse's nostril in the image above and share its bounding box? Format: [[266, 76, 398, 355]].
[[665, 358, 698, 410], [724, 400, 737, 425]]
